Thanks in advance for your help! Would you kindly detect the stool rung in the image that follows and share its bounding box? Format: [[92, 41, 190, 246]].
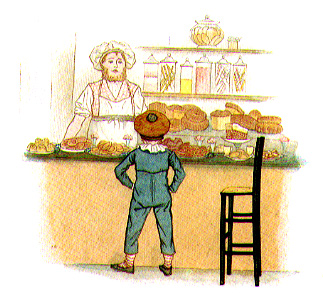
[[233, 213, 252, 217], [226, 218, 253, 223], [232, 243, 253, 248], [226, 251, 254, 255]]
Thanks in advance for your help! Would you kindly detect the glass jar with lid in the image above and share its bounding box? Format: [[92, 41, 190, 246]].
[[160, 53, 177, 93], [180, 58, 193, 94], [232, 56, 247, 94], [143, 54, 159, 92], [190, 15, 224, 47], [195, 54, 212, 94], [214, 55, 231, 94]]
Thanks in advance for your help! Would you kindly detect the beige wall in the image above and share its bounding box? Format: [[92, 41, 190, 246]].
[[41, 161, 292, 271]]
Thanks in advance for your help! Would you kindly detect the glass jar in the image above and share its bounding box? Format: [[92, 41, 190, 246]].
[[160, 53, 177, 93], [190, 15, 224, 47], [143, 54, 159, 92], [180, 58, 193, 94], [214, 55, 231, 94], [195, 54, 212, 94], [227, 37, 241, 50], [232, 56, 247, 94]]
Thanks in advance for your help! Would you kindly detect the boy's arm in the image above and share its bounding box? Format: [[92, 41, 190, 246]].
[[168, 151, 186, 193], [114, 150, 136, 189]]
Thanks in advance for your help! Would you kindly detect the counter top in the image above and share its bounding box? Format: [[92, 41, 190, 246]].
[[24, 149, 304, 169]]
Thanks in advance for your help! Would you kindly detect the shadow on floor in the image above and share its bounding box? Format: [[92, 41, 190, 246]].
[[65, 264, 299, 287]]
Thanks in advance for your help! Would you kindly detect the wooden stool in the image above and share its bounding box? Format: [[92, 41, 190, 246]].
[[220, 137, 265, 286]]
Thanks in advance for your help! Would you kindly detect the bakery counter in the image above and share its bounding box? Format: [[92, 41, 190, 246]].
[[24, 147, 304, 169], [38, 159, 296, 271]]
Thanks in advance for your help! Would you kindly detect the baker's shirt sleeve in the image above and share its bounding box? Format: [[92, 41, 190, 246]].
[[168, 151, 186, 193], [74, 85, 94, 118], [133, 85, 147, 116], [114, 150, 136, 189]]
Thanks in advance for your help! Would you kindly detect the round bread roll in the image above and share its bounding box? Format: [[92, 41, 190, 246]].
[[148, 102, 167, 114], [248, 109, 262, 120], [258, 116, 281, 124], [225, 102, 244, 115], [181, 117, 209, 131], [185, 107, 207, 123], [182, 104, 199, 111]]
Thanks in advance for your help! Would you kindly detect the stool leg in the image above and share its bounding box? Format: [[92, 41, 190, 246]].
[[227, 195, 234, 275], [252, 195, 261, 286], [220, 194, 226, 285], [255, 195, 262, 278]]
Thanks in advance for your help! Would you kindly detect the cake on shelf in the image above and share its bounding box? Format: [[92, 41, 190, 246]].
[[225, 123, 248, 140], [210, 110, 231, 130]]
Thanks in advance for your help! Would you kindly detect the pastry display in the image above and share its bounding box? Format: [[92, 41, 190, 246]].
[[61, 136, 92, 151], [263, 149, 280, 160], [91, 140, 132, 156], [160, 137, 183, 152], [27, 138, 55, 154], [225, 123, 248, 140], [228, 149, 250, 161], [161, 137, 209, 158], [231, 114, 257, 130], [176, 143, 209, 158], [210, 110, 231, 130]]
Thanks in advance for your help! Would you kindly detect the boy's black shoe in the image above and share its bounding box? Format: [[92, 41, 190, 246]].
[[111, 263, 134, 274], [159, 264, 172, 276]]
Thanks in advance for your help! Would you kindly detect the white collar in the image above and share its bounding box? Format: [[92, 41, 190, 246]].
[[139, 143, 167, 153]]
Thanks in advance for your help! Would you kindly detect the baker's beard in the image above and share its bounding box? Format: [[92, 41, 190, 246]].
[[102, 68, 127, 82]]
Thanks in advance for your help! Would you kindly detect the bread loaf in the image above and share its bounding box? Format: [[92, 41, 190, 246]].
[[225, 102, 244, 115], [231, 114, 257, 130]]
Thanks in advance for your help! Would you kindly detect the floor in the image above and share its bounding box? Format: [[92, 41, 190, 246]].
[[66, 264, 311, 287]]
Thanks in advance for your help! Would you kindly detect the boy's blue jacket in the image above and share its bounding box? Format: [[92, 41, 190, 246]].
[[115, 147, 186, 206]]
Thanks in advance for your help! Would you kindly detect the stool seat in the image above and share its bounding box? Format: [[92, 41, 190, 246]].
[[219, 137, 265, 287], [221, 186, 253, 194]]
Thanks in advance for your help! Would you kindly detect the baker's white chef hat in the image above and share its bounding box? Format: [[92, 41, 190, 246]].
[[89, 41, 136, 71]]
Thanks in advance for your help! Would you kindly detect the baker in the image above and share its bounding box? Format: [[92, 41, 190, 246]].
[[63, 41, 147, 147], [111, 110, 186, 276]]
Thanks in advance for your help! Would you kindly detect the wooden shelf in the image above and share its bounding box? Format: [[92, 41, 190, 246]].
[[139, 46, 271, 55], [142, 92, 274, 102]]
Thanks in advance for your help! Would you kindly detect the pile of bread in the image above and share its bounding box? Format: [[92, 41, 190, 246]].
[[211, 102, 283, 134], [149, 101, 283, 135], [161, 137, 209, 158], [27, 138, 56, 154], [61, 136, 92, 151], [91, 140, 132, 156], [149, 102, 209, 133]]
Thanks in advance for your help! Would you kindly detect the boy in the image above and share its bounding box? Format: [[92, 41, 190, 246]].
[[111, 110, 186, 276]]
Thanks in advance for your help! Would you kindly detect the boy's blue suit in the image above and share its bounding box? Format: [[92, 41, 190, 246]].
[[115, 147, 186, 255]]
